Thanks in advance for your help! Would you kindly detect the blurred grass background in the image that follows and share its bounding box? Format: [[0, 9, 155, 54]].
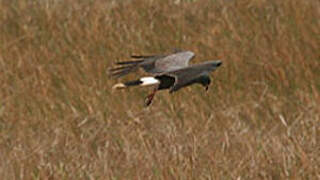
[[0, 0, 319, 179]]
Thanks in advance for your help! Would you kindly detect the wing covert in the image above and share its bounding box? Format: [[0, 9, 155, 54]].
[[154, 51, 195, 73]]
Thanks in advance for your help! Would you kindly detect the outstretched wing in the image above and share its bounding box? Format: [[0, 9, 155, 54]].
[[154, 51, 195, 72], [163, 60, 222, 93], [109, 50, 195, 78]]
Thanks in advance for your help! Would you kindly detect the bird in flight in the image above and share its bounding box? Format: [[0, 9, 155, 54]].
[[110, 50, 222, 106]]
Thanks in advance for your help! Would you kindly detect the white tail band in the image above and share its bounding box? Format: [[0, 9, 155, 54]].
[[140, 77, 160, 86], [112, 76, 160, 90]]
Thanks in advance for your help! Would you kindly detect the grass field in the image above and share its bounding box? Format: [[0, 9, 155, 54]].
[[0, 0, 319, 179]]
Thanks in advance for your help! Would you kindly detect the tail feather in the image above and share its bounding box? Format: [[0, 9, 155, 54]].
[[112, 83, 126, 90], [112, 77, 160, 90]]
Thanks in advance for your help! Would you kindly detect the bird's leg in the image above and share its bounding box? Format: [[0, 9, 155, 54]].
[[144, 88, 158, 106]]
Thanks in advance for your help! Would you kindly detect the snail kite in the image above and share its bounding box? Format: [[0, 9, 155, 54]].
[[110, 50, 222, 106]]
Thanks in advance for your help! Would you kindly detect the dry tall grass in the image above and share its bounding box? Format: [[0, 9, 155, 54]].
[[0, 0, 319, 179]]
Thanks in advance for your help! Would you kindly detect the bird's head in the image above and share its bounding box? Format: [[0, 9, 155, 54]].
[[199, 60, 222, 91], [199, 75, 211, 91]]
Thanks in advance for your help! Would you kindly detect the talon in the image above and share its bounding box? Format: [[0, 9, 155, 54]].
[[144, 94, 154, 106], [144, 89, 157, 107], [144, 98, 152, 106]]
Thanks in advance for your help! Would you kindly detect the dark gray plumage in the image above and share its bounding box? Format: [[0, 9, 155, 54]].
[[110, 50, 195, 77], [162, 61, 222, 93], [111, 50, 222, 106]]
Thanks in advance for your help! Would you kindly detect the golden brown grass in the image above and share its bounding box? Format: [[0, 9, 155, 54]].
[[0, 0, 319, 179]]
